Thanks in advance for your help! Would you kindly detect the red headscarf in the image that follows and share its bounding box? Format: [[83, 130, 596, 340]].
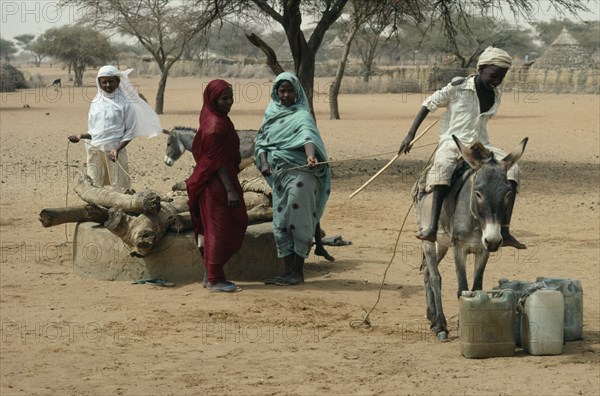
[[187, 80, 241, 192]]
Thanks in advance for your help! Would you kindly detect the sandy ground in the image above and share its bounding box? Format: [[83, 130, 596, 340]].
[[1, 66, 599, 395]]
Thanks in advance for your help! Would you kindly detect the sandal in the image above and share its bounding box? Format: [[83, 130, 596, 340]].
[[264, 276, 285, 285], [132, 278, 175, 287], [275, 277, 303, 286], [206, 281, 241, 293]]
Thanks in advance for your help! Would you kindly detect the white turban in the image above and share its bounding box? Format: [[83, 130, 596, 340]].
[[477, 47, 512, 69], [95, 65, 162, 138]]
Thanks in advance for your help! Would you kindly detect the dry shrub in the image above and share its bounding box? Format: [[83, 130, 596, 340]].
[[0, 62, 28, 92]]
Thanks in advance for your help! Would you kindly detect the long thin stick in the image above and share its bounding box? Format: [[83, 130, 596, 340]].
[[80, 139, 132, 178], [348, 118, 438, 199]]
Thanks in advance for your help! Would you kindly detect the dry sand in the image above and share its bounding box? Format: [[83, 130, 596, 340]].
[[1, 66, 599, 395]]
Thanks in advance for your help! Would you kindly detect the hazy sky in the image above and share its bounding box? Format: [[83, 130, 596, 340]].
[[1, 0, 598, 41]]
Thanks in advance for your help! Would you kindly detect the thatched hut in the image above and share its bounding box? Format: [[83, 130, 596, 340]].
[[531, 28, 597, 70]]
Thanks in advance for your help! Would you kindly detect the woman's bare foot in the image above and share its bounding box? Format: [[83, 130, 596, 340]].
[[315, 246, 335, 262]]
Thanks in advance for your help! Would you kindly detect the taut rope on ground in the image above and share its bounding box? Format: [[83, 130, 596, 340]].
[[349, 143, 438, 329], [64, 141, 71, 243]]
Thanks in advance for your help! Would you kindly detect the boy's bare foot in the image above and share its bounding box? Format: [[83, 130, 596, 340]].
[[416, 228, 437, 242], [501, 229, 527, 249]]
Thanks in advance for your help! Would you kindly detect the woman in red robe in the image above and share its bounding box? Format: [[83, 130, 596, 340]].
[[186, 80, 248, 292]]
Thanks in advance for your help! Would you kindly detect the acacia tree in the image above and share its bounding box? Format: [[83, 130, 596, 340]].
[[429, 0, 587, 56], [328, 0, 421, 119], [14, 34, 35, 63], [34, 26, 115, 86], [354, 24, 388, 83], [245, 0, 350, 111], [182, 21, 265, 67], [29, 35, 51, 67], [240, 0, 586, 112], [16, 34, 49, 67], [64, 0, 235, 114], [397, 14, 537, 68], [0, 38, 17, 62]]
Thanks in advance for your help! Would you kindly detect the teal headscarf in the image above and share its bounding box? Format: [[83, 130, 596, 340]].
[[255, 72, 331, 220], [255, 72, 329, 169]]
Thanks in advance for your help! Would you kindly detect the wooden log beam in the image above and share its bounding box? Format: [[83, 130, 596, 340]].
[[247, 205, 272, 224], [168, 196, 190, 213], [169, 212, 192, 233], [167, 191, 272, 233], [74, 175, 162, 214], [39, 205, 108, 227], [104, 202, 179, 257]]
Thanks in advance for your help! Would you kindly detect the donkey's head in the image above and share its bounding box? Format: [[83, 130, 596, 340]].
[[453, 135, 528, 252], [163, 127, 195, 166]]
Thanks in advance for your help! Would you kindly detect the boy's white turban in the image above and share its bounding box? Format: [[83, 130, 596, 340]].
[[477, 47, 512, 69]]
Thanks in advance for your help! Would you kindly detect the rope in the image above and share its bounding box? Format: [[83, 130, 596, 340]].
[[349, 201, 413, 328], [80, 139, 132, 178], [282, 142, 438, 172], [468, 173, 478, 219], [349, 144, 438, 329], [516, 283, 547, 313], [65, 141, 71, 243]]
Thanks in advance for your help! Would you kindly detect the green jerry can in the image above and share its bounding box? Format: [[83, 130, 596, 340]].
[[459, 290, 516, 358]]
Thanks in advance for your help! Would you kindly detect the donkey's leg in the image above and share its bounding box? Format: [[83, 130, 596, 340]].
[[453, 243, 470, 299], [471, 249, 490, 291], [423, 242, 448, 340], [421, 254, 436, 327]]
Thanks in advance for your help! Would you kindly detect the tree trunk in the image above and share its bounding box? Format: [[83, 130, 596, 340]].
[[74, 64, 84, 87], [362, 34, 381, 83], [362, 69, 369, 83], [104, 202, 179, 257], [246, 30, 318, 117], [73, 175, 162, 214], [167, 196, 190, 213], [155, 68, 168, 114], [169, 211, 192, 233], [39, 205, 108, 227], [329, 24, 359, 120], [246, 33, 284, 75], [295, 50, 317, 117]]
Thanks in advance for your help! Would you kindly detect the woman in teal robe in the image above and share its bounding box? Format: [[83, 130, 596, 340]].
[[255, 72, 332, 285]]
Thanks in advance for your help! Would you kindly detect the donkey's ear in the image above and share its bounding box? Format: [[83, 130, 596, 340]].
[[452, 135, 485, 170], [500, 137, 528, 171], [162, 129, 171, 135]]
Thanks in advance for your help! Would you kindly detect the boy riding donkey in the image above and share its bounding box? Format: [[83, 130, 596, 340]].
[[399, 47, 526, 249]]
